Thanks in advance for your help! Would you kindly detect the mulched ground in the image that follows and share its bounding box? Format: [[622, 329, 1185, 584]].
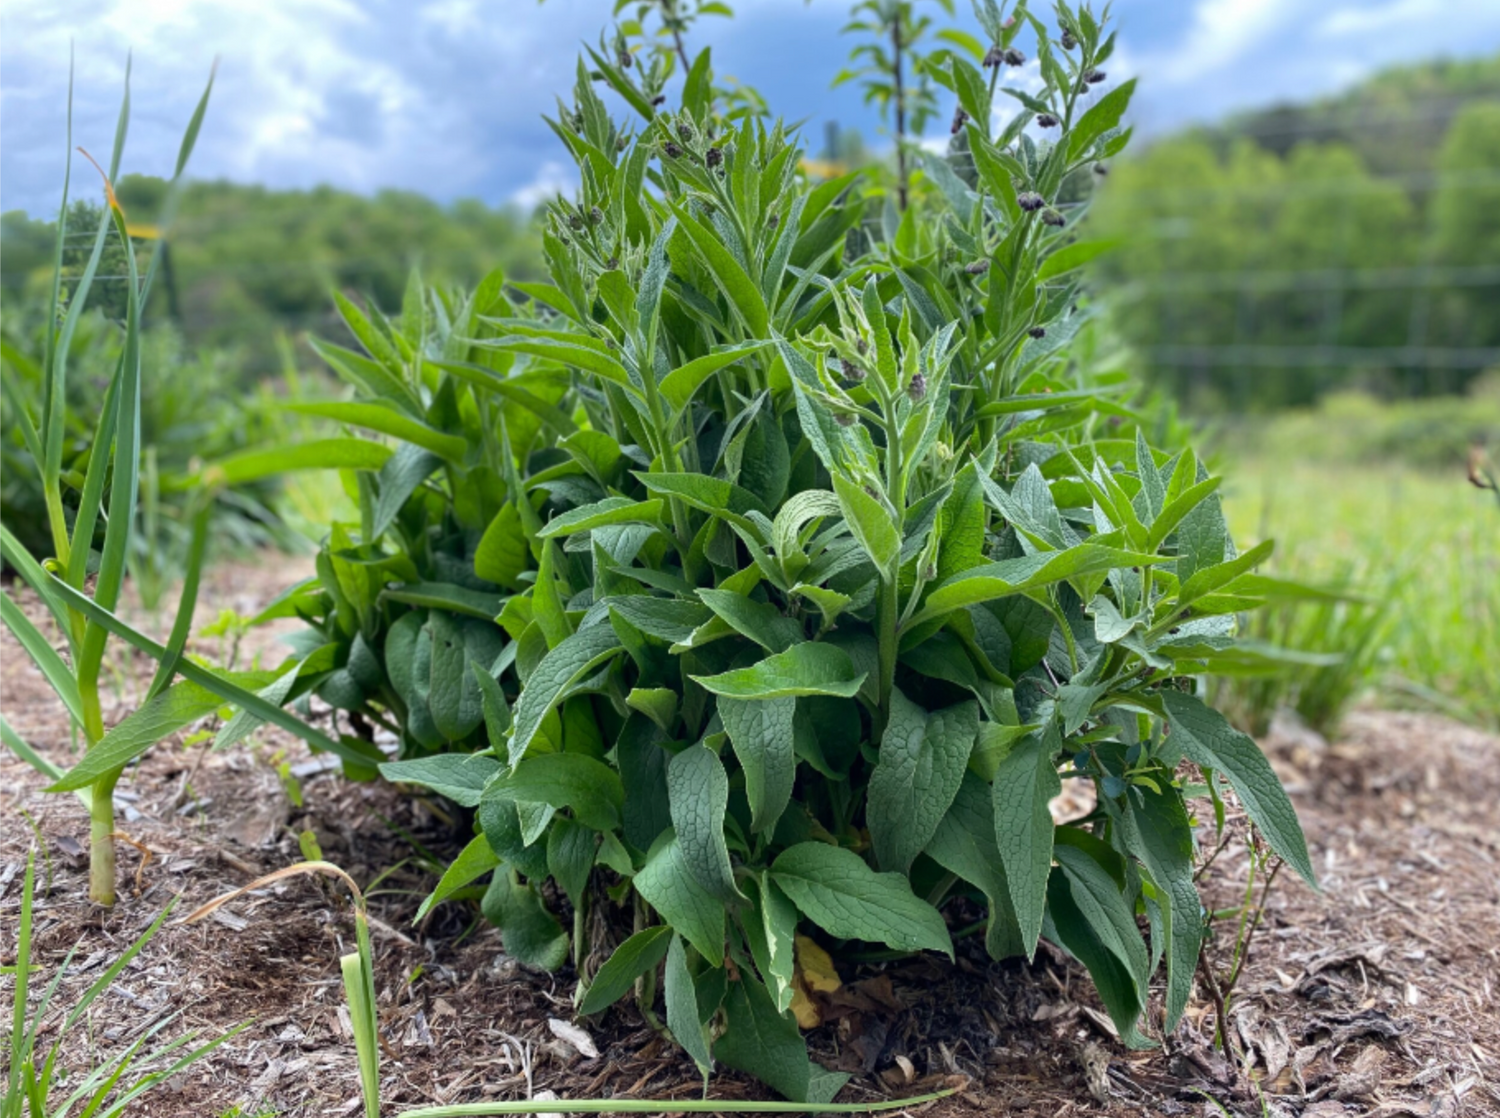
[[2, 555, 1497, 1118]]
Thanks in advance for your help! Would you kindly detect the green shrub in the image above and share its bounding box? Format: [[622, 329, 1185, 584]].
[[41, 0, 1316, 1102]]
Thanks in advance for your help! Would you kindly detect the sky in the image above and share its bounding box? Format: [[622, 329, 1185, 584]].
[[3, 0, 1500, 219]]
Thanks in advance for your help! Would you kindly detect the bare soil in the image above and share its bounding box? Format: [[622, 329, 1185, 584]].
[[2, 554, 1497, 1118]]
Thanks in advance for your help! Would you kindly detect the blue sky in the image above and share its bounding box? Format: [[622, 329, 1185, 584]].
[[3, 0, 1499, 218]]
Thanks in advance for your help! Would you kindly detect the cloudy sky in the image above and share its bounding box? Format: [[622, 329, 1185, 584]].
[[3, 0, 1499, 218]]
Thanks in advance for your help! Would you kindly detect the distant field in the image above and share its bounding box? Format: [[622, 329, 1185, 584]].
[[1221, 451, 1498, 727]]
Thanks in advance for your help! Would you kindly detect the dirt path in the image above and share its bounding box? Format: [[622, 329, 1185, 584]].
[[2, 555, 1497, 1117]]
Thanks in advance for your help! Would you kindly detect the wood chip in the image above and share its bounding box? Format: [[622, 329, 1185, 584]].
[[546, 1017, 598, 1059]]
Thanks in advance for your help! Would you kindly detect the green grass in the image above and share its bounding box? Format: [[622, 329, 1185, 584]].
[[1220, 453, 1498, 728]]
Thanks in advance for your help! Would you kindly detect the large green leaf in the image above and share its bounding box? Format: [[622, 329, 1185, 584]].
[[672, 204, 770, 337], [1068, 77, 1137, 160], [634, 833, 726, 965], [659, 341, 773, 414], [832, 474, 900, 576], [416, 833, 500, 920], [926, 773, 1024, 960], [635, 472, 769, 536], [508, 624, 623, 765], [992, 724, 1062, 960], [211, 438, 392, 485], [770, 843, 952, 956], [578, 925, 673, 1016], [690, 643, 865, 700], [718, 696, 796, 835], [697, 589, 802, 653], [714, 975, 816, 1103], [0, 589, 84, 726], [378, 754, 502, 808], [538, 496, 666, 539], [483, 753, 624, 834], [48, 678, 224, 791], [1119, 777, 1201, 1032], [909, 545, 1159, 629], [664, 933, 713, 1079], [1160, 691, 1316, 886], [481, 872, 569, 971], [283, 400, 467, 461], [667, 744, 746, 905], [867, 690, 978, 872]]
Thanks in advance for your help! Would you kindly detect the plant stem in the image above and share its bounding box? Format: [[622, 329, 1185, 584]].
[[876, 571, 898, 728], [89, 771, 119, 906], [891, 11, 909, 211]]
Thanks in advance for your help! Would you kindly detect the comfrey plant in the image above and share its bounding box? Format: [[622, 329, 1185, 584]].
[[59, 1, 1309, 1104]]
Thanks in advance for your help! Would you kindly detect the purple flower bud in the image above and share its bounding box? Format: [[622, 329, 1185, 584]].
[[1085, 69, 1106, 84], [705, 146, 724, 168], [1017, 191, 1045, 212], [907, 372, 927, 402], [840, 358, 865, 383], [568, 212, 584, 231], [1028, 326, 1046, 339], [1093, 163, 1109, 176], [618, 49, 632, 70], [767, 212, 780, 229], [677, 121, 694, 142], [951, 107, 969, 135], [1037, 113, 1059, 128], [606, 256, 620, 270], [650, 94, 667, 107], [1060, 28, 1077, 50], [983, 45, 1004, 69], [1003, 48, 1026, 67], [965, 259, 990, 275], [1041, 208, 1066, 227], [663, 141, 683, 159]]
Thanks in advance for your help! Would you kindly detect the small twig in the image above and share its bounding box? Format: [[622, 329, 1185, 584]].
[[108, 830, 153, 894], [1225, 857, 1284, 993]]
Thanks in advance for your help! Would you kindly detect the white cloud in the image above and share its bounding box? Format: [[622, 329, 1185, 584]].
[[509, 159, 575, 211], [1152, 0, 1300, 85]]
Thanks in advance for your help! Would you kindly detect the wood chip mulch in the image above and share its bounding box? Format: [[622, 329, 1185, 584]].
[[2, 555, 1497, 1117]]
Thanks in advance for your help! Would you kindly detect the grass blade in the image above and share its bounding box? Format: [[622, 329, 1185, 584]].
[[393, 1091, 957, 1116], [0, 589, 85, 725], [142, 493, 211, 702], [42, 576, 373, 767], [6, 852, 34, 1103]]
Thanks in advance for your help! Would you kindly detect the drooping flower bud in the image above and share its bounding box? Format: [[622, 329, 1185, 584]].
[[1085, 69, 1106, 84], [907, 372, 927, 402], [1003, 47, 1026, 67], [1060, 27, 1077, 50], [650, 94, 667, 107], [618, 49, 632, 69], [1041, 208, 1066, 227], [663, 141, 683, 159], [1037, 113, 1059, 128], [705, 146, 724, 168], [951, 107, 969, 135], [1017, 191, 1045, 212], [1028, 326, 1046, 339], [965, 259, 990, 275], [982, 45, 1004, 69]]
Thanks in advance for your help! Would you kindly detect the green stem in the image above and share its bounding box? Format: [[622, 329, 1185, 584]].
[[876, 572, 898, 729], [88, 771, 119, 907]]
